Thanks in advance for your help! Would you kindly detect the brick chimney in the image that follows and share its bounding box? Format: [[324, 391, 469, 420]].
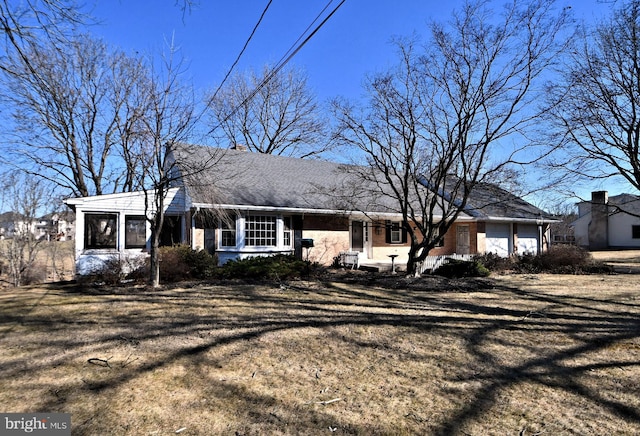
[[230, 144, 247, 151], [588, 191, 609, 250]]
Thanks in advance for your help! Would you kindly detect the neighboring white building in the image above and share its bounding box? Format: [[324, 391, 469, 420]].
[[35, 212, 76, 241], [572, 191, 640, 249], [0, 211, 75, 241]]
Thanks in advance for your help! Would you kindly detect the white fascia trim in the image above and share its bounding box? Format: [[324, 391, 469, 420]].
[[191, 203, 407, 219], [482, 216, 561, 224], [64, 187, 181, 205]]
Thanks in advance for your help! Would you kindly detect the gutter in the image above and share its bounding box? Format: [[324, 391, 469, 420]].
[[190, 203, 408, 219]]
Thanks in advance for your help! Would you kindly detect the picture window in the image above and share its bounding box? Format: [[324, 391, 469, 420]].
[[245, 215, 277, 247], [85, 213, 117, 249]]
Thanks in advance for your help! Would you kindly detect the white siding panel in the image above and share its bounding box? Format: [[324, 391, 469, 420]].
[[486, 223, 510, 257], [72, 188, 186, 215], [517, 224, 538, 255], [609, 213, 640, 247]]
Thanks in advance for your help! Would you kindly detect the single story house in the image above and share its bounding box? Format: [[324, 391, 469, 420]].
[[65, 145, 554, 275], [572, 191, 640, 250]]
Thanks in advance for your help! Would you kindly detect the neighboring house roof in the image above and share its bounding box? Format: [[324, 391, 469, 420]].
[[0, 211, 26, 223], [604, 193, 640, 214], [575, 193, 640, 219], [39, 211, 76, 222], [173, 145, 550, 222]]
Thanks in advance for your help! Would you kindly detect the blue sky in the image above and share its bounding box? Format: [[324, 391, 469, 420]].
[[87, 0, 628, 202], [90, 0, 614, 102]]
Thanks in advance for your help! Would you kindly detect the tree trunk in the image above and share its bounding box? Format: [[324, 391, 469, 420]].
[[149, 226, 161, 288]]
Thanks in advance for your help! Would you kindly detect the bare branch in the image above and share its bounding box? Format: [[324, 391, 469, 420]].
[[332, 0, 570, 274], [208, 65, 332, 158], [545, 0, 640, 196]]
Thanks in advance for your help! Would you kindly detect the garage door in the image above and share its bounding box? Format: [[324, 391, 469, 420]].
[[517, 224, 538, 255], [486, 223, 511, 257]]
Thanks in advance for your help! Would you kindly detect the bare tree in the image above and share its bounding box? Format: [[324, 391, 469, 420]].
[[135, 45, 221, 288], [0, 34, 150, 197], [209, 65, 330, 158], [545, 0, 640, 195], [0, 173, 47, 286], [332, 0, 570, 274], [0, 0, 84, 67]]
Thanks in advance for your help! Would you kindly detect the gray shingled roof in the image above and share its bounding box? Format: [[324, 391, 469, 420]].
[[175, 145, 549, 220], [175, 146, 403, 214], [608, 193, 640, 213], [464, 183, 554, 220]]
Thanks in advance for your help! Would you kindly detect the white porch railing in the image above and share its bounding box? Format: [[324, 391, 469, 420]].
[[418, 254, 474, 275]]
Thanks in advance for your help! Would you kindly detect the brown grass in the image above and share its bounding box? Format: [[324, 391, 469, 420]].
[[0, 240, 75, 287], [0, 269, 639, 435]]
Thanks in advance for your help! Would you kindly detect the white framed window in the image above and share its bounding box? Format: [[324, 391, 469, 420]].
[[385, 220, 406, 244], [221, 215, 237, 247], [390, 222, 402, 243], [432, 226, 445, 247], [245, 215, 277, 247], [283, 217, 292, 247]]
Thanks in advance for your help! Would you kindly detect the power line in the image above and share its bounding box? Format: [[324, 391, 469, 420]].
[[209, 0, 347, 134], [208, 0, 273, 104]]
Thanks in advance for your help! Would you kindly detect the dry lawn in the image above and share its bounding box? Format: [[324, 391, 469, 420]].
[[0, 269, 639, 435]]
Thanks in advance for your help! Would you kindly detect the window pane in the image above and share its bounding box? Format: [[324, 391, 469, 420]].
[[221, 215, 237, 247], [125, 216, 146, 248], [85, 214, 117, 249], [245, 215, 276, 247], [390, 222, 401, 243], [283, 217, 291, 246], [432, 226, 445, 247], [633, 225, 640, 239]]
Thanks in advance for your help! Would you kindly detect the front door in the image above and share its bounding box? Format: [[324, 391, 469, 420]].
[[456, 224, 470, 254], [351, 220, 364, 252]]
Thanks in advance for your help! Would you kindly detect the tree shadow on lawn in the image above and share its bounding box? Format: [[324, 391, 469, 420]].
[[0, 275, 639, 434]]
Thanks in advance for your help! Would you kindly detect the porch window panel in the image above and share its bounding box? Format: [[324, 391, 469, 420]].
[[245, 215, 277, 247], [85, 213, 117, 249], [125, 215, 147, 249]]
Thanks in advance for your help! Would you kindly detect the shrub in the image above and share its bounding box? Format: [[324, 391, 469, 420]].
[[218, 254, 318, 280], [434, 259, 490, 278], [473, 252, 516, 273], [20, 264, 48, 285], [159, 245, 217, 282], [79, 256, 128, 285], [514, 245, 609, 274], [477, 245, 614, 275]]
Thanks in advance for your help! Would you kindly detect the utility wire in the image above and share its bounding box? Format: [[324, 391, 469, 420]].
[[272, 0, 336, 75], [209, 0, 346, 134], [208, 0, 273, 104]]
